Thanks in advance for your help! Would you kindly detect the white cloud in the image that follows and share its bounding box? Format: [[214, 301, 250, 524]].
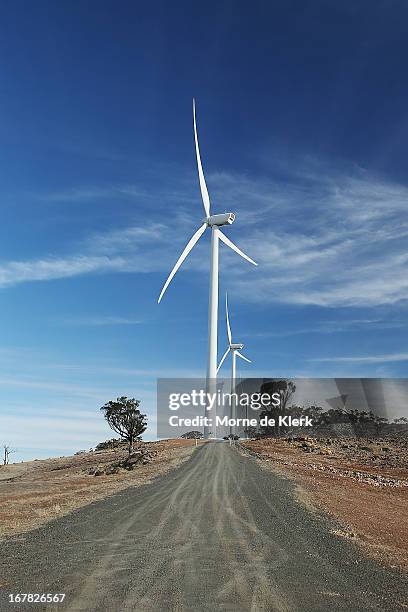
[[242, 318, 403, 338], [0, 255, 125, 288], [212, 167, 408, 308], [0, 223, 170, 288], [43, 184, 149, 203], [0, 376, 108, 400], [310, 353, 408, 363], [1, 161, 408, 308], [61, 316, 142, 326]]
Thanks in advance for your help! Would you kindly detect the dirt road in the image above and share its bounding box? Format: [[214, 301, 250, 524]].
[[1, 442, 407, 611]]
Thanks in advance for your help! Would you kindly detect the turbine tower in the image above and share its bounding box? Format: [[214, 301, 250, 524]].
[[217, 293, 252, 436], [158, 100, 257, 437]]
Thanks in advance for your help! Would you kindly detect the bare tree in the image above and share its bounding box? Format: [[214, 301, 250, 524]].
[[3, 444, 15, 465]]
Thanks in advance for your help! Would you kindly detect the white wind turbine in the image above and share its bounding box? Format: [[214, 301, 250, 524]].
[[217, 293, 252, 436], [158, 100, 257, 436]]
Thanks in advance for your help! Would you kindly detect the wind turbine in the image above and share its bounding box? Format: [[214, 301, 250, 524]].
[[158, 100, 257, 437], [217, 293, 252, 436]]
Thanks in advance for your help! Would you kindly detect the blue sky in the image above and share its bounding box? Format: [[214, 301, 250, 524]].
[[1, 1, 408, 460]]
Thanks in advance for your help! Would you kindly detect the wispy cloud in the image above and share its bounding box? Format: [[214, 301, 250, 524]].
[[310, 353, 408, 363], [0, 223, 169, 288], [214, 165, 408, 308], [0, 376, 108, 400], [43, 184, 150, 203], [61, 316, 142, 326], [2, 159, 408, 309], [243, 318, 404, 338], [0, 255, 125, 288], [86, 223, 166, 255]]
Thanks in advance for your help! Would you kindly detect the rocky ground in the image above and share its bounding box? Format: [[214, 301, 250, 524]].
[[0, 439, 197, 539], [241, 434, 408, 570]]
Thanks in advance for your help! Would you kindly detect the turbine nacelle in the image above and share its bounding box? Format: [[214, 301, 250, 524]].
[[230, 343, 244, 350], [205, 213, 235, 227]]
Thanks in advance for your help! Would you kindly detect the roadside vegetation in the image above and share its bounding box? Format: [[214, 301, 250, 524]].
[[255, 379, 407, 439]]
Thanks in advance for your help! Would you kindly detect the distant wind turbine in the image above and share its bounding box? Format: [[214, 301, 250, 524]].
[[158, 100, 257, 436], [217, 294, 252, 436]]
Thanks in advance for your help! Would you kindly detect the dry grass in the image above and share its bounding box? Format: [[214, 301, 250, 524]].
[[241, 437, 408, 571], [0, 439, 198, 538]]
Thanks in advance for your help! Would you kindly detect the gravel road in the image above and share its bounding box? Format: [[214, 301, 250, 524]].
[[1, 441, 407, 611]]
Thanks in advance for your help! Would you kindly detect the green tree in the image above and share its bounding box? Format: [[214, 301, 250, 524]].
[[368, 413, 388, 437], [258, 380, 296, 437], [181, 431, 203, 439], [394, 416, 408, 424], [100, 397, 147, 455], [243, 425, 257, 438]]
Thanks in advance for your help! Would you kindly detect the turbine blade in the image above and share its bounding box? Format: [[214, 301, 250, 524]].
[[226, 293, 232, 345], [236, 350, 251, 364], [158, 223, 207, 303], [218, 231, 257, 266], [217, 347, 230, 374], [193, 99, 211, 218]]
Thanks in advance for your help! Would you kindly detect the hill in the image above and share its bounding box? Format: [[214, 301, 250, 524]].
[[0, 439, 197, 539]]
